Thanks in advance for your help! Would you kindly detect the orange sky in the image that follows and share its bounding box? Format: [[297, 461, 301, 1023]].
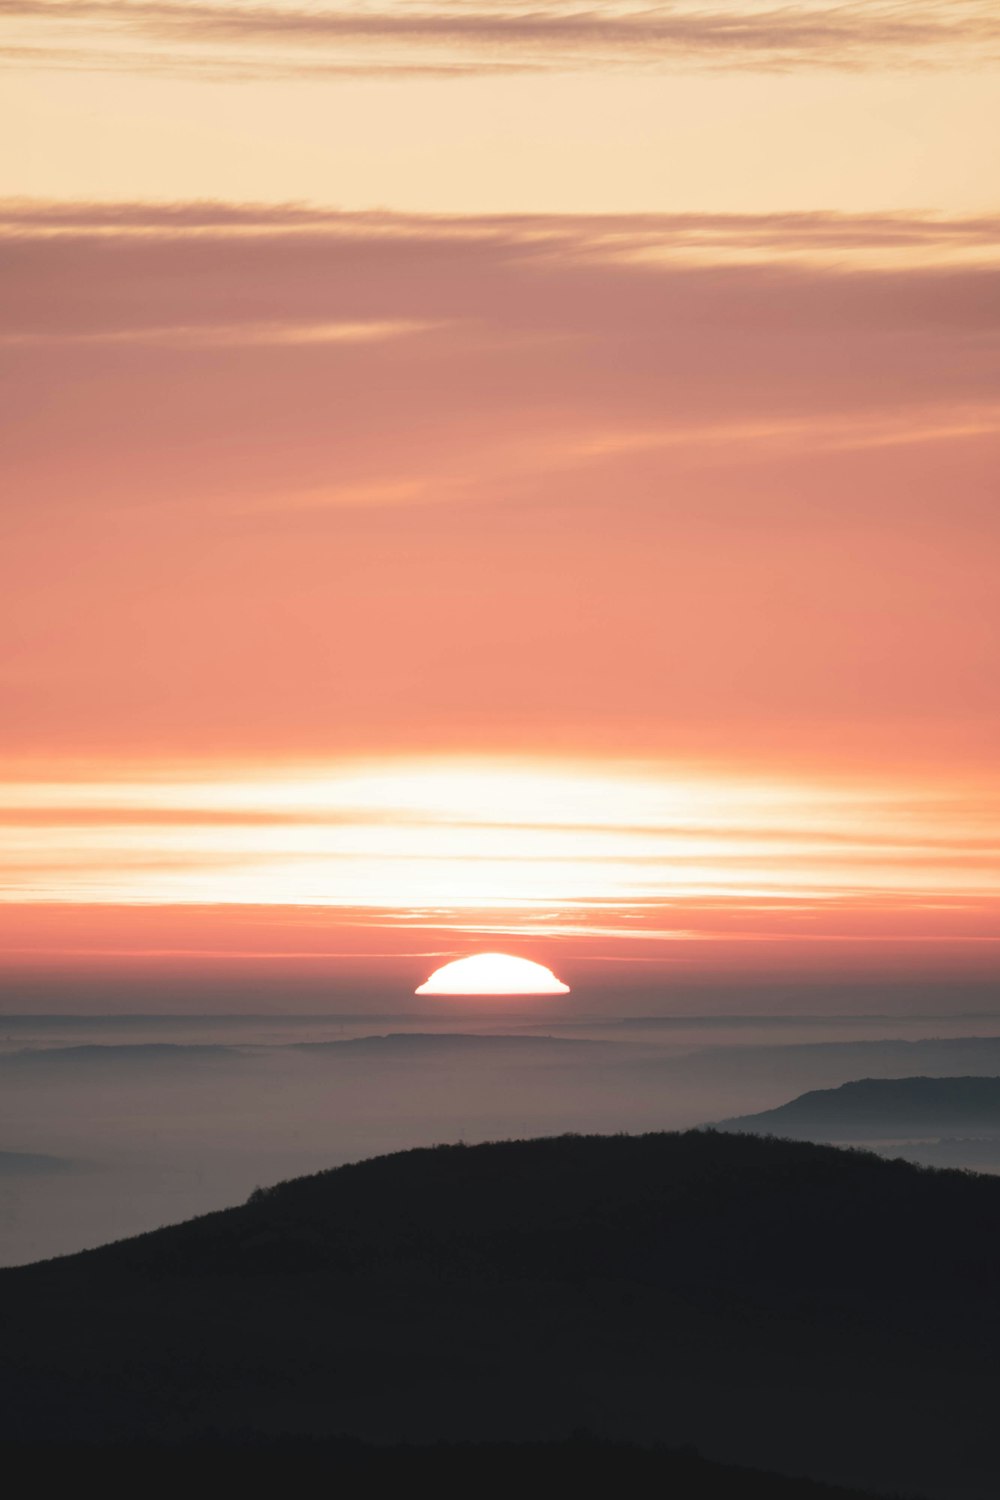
[[1, 5, 997, 1005]]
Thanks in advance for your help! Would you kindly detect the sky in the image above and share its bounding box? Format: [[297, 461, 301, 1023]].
[[1, 2, 998, 1009]]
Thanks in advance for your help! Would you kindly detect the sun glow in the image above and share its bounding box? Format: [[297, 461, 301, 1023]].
[[0, 759, 998, 966], [415, 953, 570, 995]]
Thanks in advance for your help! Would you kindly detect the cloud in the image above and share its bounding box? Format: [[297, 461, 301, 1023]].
[[2, 202, 998, 333], [2, 763, 997, 912], [0, 318, 439, 349], [0, 201, 997, 765], [2, 1, 997, 78], [1, 203, 996, 516], [4, 200, 1000, 252]]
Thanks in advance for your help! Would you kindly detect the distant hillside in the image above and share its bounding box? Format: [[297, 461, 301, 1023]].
[[0, 1043, 239, 1069], [0, 1150, 77, 1176], [3, 1131, 1000, 1498], [293, 1032, 606, 1056], [720, 1076, 1000, 1140]]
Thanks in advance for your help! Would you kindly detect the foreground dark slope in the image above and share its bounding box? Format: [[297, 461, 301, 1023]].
[[0, 1437, 896, 1500], [2, 1132, 999, 1498]]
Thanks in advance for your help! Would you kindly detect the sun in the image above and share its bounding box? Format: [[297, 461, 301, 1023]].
[[415, 953, 570, 996]]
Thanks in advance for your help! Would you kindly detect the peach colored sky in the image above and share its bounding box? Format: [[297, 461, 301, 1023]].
[[1, 4, 997, 1001]]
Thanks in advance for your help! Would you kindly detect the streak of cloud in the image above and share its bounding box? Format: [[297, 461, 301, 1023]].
[[2, 1, 998, 77], [1, 201, 997, 769], [4, 201, 1000, 254]]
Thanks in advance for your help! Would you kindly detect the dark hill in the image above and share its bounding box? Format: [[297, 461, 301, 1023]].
[[721, 1076, 1000, 1140], [2, 1131, 999, 1498], [0, 1436, 903, 1500]]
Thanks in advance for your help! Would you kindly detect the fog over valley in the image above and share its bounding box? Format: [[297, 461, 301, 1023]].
[[4, 1004, 1000, 1267]]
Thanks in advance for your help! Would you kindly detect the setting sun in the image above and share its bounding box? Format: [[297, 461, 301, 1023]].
[[415, 953, 570, 996]]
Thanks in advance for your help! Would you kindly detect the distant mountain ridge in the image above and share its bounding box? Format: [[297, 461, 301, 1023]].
[[2, 1130, 1000, 1497], [293, 1032, 605, 1054], [0, 1033, 608, 1067], [720, 1075, 1000, 1139]]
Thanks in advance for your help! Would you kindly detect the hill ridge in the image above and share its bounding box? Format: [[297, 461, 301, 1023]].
[[721, 1074, 1000, 1138], [2, 1130, 998, 1499]]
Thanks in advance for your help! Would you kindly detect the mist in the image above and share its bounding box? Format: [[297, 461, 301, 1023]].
[[5, 1002, 1000, 1267]]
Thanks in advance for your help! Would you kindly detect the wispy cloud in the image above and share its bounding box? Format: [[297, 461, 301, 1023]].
[[0, 317, 438, 348], [1, 202, 997, 768], [1, 762, 997, 915], [2, 1, 997, 78], [5, 200, 1000, 254]]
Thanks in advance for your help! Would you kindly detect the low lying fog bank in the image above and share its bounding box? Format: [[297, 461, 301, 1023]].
[[4, 1012, 1000, 1265]]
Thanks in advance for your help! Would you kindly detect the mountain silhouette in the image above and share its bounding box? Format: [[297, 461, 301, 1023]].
[[720, 1075, 1000, 1140], [2, 1131, 999, 1497]]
